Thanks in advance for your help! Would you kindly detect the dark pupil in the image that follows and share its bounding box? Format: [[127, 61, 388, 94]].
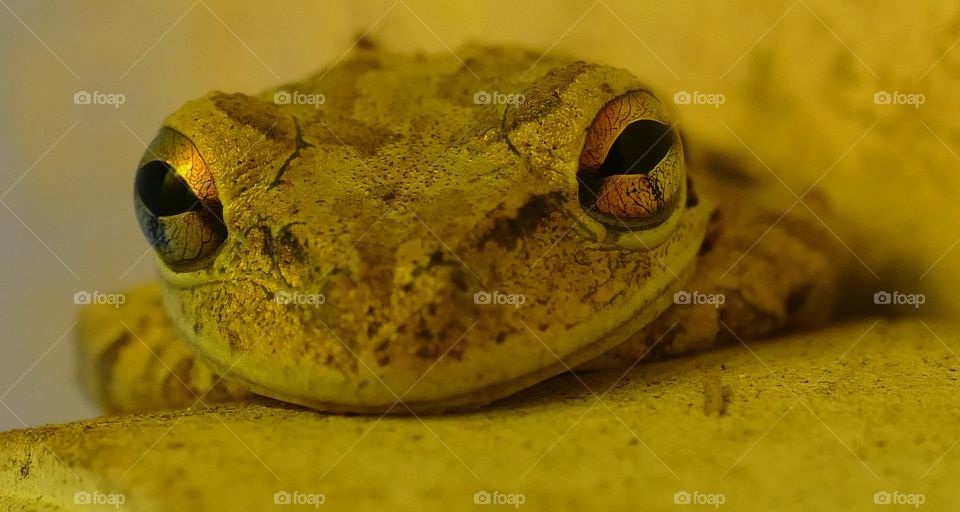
[[599, 120, 673, 176], [135, 161, 201, 216], [579, 120, 674, 207]]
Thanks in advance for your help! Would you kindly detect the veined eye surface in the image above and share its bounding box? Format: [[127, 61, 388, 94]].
[[578, 90, 685, 247], [134, 128, 226, 271]]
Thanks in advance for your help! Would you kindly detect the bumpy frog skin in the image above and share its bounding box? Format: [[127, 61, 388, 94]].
[[80, 45, 843, 416], [83, 45, 710, 413]]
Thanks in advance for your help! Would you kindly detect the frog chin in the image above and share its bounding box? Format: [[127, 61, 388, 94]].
[[150, 250, 700, 413], [146, 192, 712, 412]]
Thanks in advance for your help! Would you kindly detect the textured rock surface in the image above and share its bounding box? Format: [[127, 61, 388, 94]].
[[2, 319, 957, 511]]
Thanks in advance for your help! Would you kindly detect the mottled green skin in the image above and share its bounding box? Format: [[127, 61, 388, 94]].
[[145, 45, 708, 412]]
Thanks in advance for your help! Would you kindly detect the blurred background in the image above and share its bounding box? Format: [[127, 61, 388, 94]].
[[1, 0, 957, 431]]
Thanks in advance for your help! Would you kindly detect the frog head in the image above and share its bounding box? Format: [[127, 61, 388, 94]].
[[132, 46, 709, 412]]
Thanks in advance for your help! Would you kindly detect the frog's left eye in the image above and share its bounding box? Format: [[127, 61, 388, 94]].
[[578, 90, 685, 248], [133, 128, 226, 272]]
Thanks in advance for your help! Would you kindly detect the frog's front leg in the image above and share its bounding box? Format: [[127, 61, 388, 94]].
[[77, 283, 255, 414]]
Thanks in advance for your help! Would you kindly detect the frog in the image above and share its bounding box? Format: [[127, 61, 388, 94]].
[[76, 43, 843, 415]]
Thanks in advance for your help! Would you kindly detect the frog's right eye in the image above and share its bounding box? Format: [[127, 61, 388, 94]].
[[133, 128, 226, 272], [577, 90, 686, 249]]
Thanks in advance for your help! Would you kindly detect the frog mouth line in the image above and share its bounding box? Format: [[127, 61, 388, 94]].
[[155, 264, 276, 296]]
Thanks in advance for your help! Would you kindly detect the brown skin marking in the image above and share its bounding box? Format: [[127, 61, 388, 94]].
[[504, 61, 593, 128], [18, 455, 30, 479], [95, 332, 133, 398], [477, 192, 566, 251], [211, 93, 292, 141], [269, 119, 315, 189], [162, 358, 197, 405]]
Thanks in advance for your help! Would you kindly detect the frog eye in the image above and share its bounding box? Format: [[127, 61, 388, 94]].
[[578, 90, 685, 248], [133, 128, 226, 271]]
